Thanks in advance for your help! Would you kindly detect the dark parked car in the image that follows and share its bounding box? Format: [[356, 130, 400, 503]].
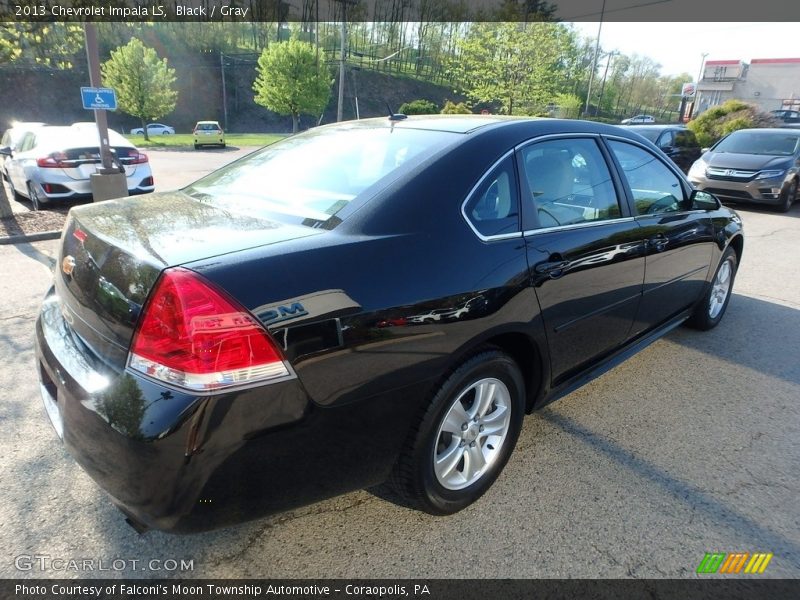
[[688, 128, 800, 212], [627, 125, 702, 173], [770, 109, 800, 125], [36, 116, 743, 533]]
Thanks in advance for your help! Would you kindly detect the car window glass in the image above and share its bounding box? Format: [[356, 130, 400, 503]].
[[608, 140, 686, 215], [464, 155, 519, 238], [19, 133, 35, 152], [674, 130, 695, 148], [657, 131, 674, 148], [521, 138, 620, 229]]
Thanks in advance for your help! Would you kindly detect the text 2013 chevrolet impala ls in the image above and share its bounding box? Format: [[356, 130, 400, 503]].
[[36, 116, 743, 533]]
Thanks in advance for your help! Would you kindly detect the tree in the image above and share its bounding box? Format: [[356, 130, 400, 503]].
[[450, 22, 572, 116], [101, 38, 178, 141], [253, 38, 332, 133]]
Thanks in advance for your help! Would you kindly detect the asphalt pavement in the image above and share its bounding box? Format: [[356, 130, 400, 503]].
[[0, 152, 798, 579]]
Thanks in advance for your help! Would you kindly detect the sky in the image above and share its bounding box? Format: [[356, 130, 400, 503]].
[[570, 22, 800, 79]]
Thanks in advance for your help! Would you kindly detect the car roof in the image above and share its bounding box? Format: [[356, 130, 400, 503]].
[[627, 124, 686, 131], [196, 120, 220, 124]]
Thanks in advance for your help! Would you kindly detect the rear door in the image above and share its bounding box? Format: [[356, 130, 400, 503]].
[[519, 135, 646, 384], [605, 137, 716, 336]]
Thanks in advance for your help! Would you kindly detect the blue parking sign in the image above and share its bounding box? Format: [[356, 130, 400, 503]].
[[81, 87, 117, 110]]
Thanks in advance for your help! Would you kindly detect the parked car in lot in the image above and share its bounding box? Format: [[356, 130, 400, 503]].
[[769, 109, 800, 124], [627, 125, 702, 173], [621, 114, 656, 125], [688, 128, 800, 212], [35, 116, 742, 533], [130, 123, 175, 135], [0, 121, 45, 179], [193, 120, 225, 149], [0, 125, 154, 210]]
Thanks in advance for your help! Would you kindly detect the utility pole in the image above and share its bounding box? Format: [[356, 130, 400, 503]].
[[584, 0, 606, 117]]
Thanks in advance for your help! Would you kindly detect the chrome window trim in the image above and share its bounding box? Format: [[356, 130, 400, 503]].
[[514, 132, 602, 153], [460, 148, 523, 242], [523, 216, 636, 237]]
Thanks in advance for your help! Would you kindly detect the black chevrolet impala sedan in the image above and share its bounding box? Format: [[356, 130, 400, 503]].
[[36, 116, 743, 533]]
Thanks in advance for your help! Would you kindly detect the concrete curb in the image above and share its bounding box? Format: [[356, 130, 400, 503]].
[[0, 230, 61, 245]]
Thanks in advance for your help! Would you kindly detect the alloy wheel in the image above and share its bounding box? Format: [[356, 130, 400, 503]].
[[433, 377, 512, 490], [708, 258, 732, 319]]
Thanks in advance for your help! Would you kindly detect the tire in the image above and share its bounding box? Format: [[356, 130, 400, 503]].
[[27, 182, 45, 211], [688, 246, 738, 330], [194, 144, 200, 150], [390, 349, 525, 515], [778, 179, 797, 213]]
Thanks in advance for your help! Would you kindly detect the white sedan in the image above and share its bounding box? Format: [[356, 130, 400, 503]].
[[130, 123, 175, 135], [620, 114, 656, 125]]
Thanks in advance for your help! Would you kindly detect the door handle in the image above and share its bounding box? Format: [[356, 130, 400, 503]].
[[647, 234, 669, 252], [535, 259, 570, 278]]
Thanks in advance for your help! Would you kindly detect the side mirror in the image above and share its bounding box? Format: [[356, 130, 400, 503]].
[[0, 146, 12, 157], [690, 189, 720, 211], [701, 147, 710, 153]]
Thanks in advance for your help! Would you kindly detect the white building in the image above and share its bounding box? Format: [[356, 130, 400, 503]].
[[695, 58, 800, 115]]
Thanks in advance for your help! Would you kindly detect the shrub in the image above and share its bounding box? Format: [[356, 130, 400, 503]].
[[441, 100, 472, 114], [553, 93, 582, 119], [398, 99, 439, 115], [688, 99, 779, 147]]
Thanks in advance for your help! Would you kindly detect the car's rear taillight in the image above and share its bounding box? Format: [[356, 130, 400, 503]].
[[128, 267, 291, 393], [129, 152, 148, 164], [36, 152, 68, 168]]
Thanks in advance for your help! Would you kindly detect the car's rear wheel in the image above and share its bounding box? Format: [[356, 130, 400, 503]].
[[27, 182, 45, 211], [778, 179, 797, 213], [390, 349, 525, 515], [688, 246, 738, 330]]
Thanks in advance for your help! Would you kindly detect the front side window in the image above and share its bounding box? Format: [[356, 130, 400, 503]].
[[521, 138, 621, 229], [463, 155, 519, 238], [657, 130, 674, 149], [608, 140, 686, 215]]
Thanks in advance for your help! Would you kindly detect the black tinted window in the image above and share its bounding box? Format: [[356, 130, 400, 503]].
[[608, 140, 686, 215], [715, 132, 800, 156], [674, 130, 697, 148], [464, 155, 520, 238]]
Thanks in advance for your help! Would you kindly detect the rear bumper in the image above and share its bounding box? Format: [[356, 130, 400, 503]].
[[35, 288, 414, 532]]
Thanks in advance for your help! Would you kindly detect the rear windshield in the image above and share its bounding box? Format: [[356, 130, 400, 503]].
[[196, 123, 220, 131], [184, 125, 459, 227], [632, 129, 659, 143], [714, 132, 800, 156]]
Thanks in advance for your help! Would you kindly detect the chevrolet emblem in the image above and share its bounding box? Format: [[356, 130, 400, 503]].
[[61, 255, 76, 276]]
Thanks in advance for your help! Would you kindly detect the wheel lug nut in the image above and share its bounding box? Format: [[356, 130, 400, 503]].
[[461, 423, 468, 431], [470, 441, 476, 448], [479, 425, 485, 432]]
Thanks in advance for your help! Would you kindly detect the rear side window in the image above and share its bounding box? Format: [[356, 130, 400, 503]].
[[608, 140, 686, 215], [464, 155, 519, 238], [674, 130, 697, 148], [521, 138, 621, 229]]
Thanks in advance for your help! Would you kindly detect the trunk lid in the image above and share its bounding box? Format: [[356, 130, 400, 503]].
[[55, 191, 323, 366]]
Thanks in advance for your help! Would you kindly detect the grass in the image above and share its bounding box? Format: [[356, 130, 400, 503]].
[[124, 133, 286, 148]]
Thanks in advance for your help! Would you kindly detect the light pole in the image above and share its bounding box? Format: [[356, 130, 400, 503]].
[[584, 0, 606, 117], [693, 52, 709, 118]]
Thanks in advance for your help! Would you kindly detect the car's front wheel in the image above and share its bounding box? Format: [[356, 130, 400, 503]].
[[391, 349, 525, 515], [688, 246, 738, 330], [778, 179, 797, 213]]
